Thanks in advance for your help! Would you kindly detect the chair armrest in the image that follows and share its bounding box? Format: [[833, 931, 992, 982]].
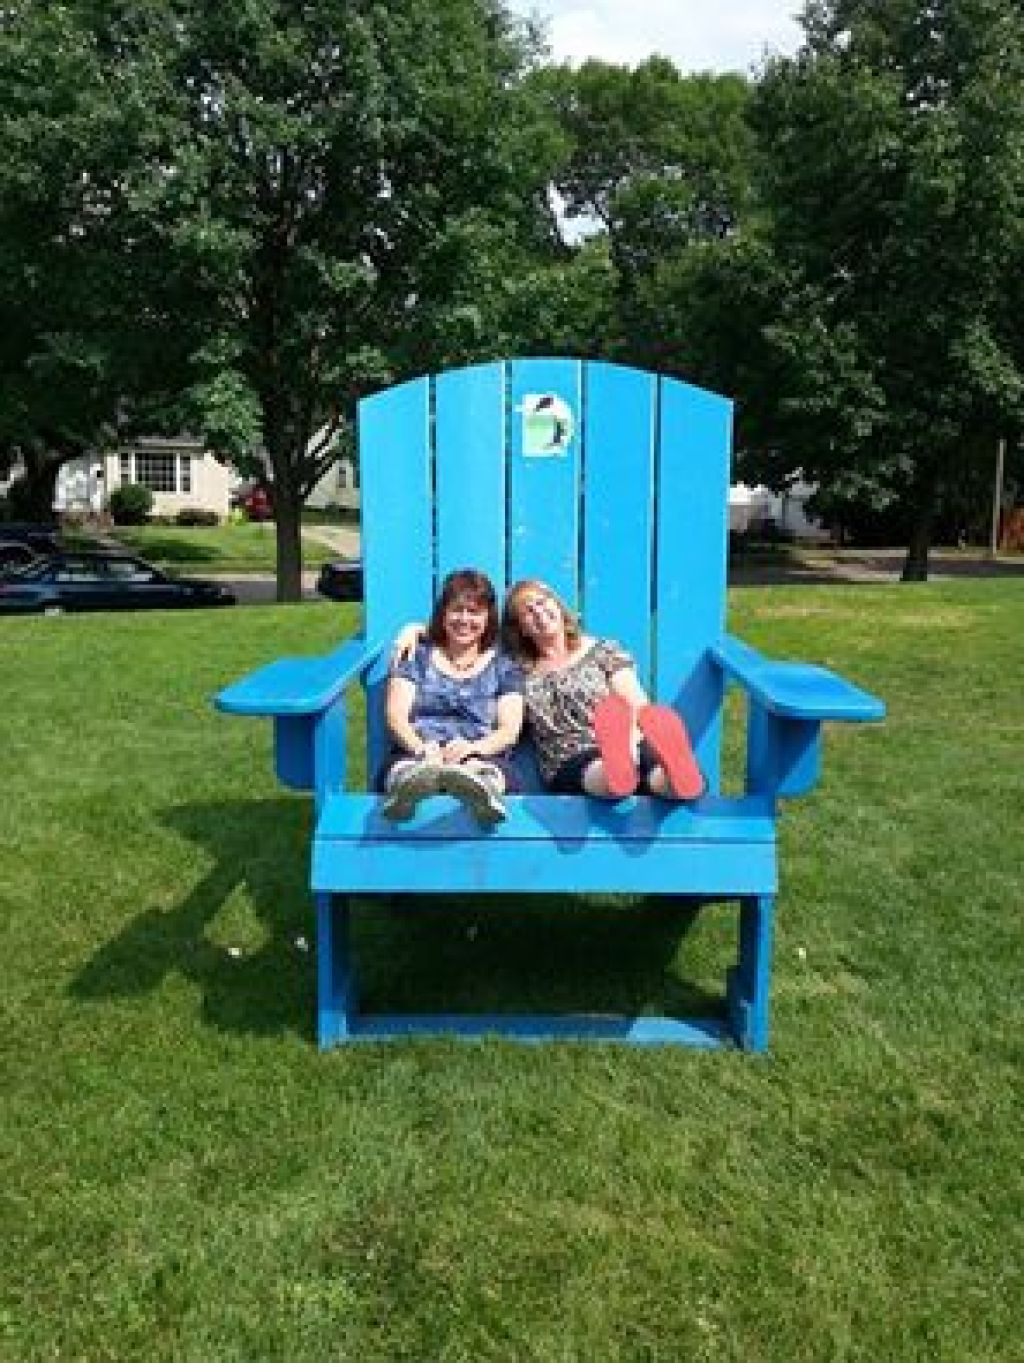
[[712, 635, 885, 723], [712, 634, 884, 800], [215, 637, 383, 717]]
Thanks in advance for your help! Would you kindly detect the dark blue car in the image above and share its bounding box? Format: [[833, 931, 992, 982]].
[[0, 551, 236, 614], [316, 558, 363, 602]]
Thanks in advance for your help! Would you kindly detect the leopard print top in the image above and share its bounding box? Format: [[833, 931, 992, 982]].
[[523, 638, 634, 784]]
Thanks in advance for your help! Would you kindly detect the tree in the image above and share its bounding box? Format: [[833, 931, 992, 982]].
[[744, 0, 1024, 578], [0, 5, 195, 518], [527, 58, 754, 360], [83, 0, 552, 599]]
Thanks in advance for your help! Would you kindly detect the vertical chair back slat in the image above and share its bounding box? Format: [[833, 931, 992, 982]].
[[654, 377, 733, 789], [435, 363, 507, 593], [581, 362, 657, 689], [360, 376, 433, 773], [506, 358, 583, 605]]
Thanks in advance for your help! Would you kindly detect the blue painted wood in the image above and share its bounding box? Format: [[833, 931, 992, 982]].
[[274, 716, 315, 790], [727, 894, 774, 1052], [715, 636, 887, 721], [312, 796, 777, 897], [212, 356, 886, 1053], [435, 363, 507, 592], [317, 893, 354, 1048], [359, 378, 434, 645], [316, 792, 775, 842], [582, 363, 657, 686], [747, 705, 822, 800], [313, 840, 774, 896], [654, 378, 733, 790], [340, 1014, 731, 1047], [358, 377, 433, 772], [313, 703, 348, 812], [215, 638, 380, 716], [507, 358, 583, 605]]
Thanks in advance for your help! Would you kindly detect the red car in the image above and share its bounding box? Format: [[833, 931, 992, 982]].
[[244, 487, 272, 521]]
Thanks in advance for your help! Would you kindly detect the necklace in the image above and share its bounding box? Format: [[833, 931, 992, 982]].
[[445, 649, 482, 673]]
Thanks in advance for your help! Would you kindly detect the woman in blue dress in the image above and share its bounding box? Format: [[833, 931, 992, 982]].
[[381, 568, 524, 825]]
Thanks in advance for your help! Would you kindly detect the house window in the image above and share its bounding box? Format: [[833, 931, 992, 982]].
[[119, 451, 194, 493], [134, 454, 177, 492]]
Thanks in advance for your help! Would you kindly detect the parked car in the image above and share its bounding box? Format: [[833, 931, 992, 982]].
[[0, 540, 41, 576], [0, 522, 60, 556], [316, 558, 363, 602], [0, 551, 236, 614], [230, 483, 273, 521]]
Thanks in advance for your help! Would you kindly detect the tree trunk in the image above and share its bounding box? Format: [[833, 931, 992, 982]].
[[901, 485, 936, 582], [274, 490, 304, 602], [11, 451, 62, 521]]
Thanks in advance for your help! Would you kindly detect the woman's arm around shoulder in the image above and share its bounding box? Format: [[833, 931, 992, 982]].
[[391, 621, 427, 667]]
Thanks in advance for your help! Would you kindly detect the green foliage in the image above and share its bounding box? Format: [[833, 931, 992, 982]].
[[135, 0, 553, 595], [109, 483, 154, 525], [740, 0, 1024, 572], [0, 0, 555, 598], [175, 508, 220, 528], [0, 2, 196, 510], [532, 59, 753, 246]]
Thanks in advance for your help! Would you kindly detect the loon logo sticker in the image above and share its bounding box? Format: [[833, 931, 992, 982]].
[[521, 393, 575, 457]]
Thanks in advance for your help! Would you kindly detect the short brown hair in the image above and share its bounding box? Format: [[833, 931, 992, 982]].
[[428, 569, 499, 649], [502, 578, 582, 661]]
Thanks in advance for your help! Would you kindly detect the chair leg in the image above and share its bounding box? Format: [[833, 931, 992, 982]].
[[316, 893, 356, 1048], [727, 894, 774, 1052]]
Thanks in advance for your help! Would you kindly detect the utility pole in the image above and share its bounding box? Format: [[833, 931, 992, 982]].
[[990, 437, 1006, 557]]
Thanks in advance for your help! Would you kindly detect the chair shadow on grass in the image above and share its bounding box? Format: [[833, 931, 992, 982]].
[[71, 797, 726, 1042], [71, 798, 316, 1040]]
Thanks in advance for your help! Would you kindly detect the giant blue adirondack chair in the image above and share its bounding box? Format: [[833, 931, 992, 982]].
[[215, 358, 884, 1050]]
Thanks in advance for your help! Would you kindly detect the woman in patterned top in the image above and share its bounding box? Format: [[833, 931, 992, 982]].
[[393, 577, 702, 802], [381, 569, 525, 824], [501, 579, 703, 801]]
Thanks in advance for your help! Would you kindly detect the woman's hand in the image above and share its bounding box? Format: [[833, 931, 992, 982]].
[[441, 737, 475, 765], [391, 622, 425, 666]]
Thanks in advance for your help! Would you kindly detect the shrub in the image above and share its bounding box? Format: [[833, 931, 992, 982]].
[[175, 507, 219, 527], [109, 484, 154, 525]]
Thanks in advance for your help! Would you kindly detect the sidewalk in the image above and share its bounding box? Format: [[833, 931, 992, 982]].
[[301, 524, 360, 557], [731, 546, 1024, 586]]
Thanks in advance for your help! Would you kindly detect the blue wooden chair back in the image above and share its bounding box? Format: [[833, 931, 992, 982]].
[[358, 358, 733, 789]]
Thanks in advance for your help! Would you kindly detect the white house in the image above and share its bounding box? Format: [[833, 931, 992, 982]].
[[729, 480, 829, 542], [305, 449, 360, 511], [0, 437, 235, 519]]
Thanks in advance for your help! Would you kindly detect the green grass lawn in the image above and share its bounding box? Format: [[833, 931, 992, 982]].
[[102, 522, 340, 572], [2, 583, 1022, 1361]]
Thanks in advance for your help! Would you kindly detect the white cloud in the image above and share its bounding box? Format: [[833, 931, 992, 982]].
[[510, 0, 804, 74]]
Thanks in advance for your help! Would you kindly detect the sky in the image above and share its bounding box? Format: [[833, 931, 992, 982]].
[[506, 0, 805, 75]]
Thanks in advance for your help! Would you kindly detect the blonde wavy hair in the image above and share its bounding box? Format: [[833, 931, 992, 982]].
[[502, 578, 582, 662]]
